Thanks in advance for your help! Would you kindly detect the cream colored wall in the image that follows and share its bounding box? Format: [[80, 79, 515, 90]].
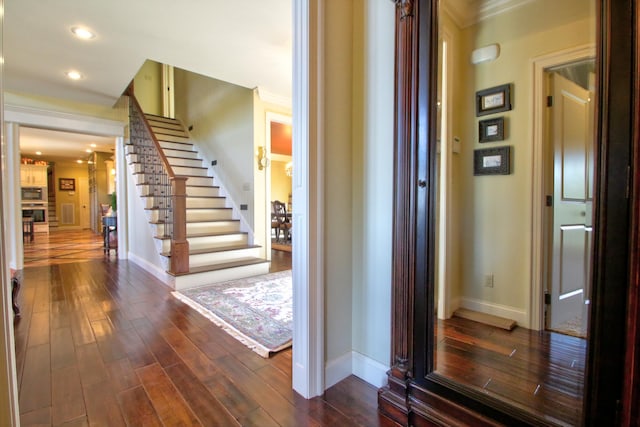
[[323, 0, 355, 364], [133, 60, 163, 115], [449, 0, 595, 320], [350, 0, 395, 372], [54, 161, 89, 229], [173, 69, 255, 228]]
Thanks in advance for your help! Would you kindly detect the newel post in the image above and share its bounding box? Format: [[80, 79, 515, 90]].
[[170, 176, 189, 274]]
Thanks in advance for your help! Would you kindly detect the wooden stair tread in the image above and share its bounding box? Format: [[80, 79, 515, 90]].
[[168, 258, 269, 276]]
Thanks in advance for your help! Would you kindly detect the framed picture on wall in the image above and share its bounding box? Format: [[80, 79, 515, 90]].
[[476, 84, 512, 116], [474, 146, 512, 175], [479, 117, 505, 142], [59, 178, 75, 191]]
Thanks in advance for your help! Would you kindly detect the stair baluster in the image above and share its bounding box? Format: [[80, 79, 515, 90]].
[[128, 95, 189, 274]]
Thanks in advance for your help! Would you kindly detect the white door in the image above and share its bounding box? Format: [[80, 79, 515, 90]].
[[548, 72, 594, 336]]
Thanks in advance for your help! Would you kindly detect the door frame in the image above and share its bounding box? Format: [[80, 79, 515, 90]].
[[530, 44, 596, 331]]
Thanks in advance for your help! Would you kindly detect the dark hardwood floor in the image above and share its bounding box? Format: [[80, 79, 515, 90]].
[[15, 230, 397, 427]]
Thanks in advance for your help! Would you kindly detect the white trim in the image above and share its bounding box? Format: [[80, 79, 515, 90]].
[[437, 27, 455, 320], [292, 0, 325, 398], [115, 136, 128, 259], [325, 352, 352, 389], [351, 351, 389, 389], [460, 297, 528, 327], [4, 104, 124, 137], [256, 87, 293, 108], [529, 44, 595, 331], [325, 351, 390, 390]]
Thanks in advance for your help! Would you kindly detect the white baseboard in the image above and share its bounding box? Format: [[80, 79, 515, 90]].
[[460, 297, 528, 328], [351, 351, 389, 389], [325, 352, 352, 389], [127, 252, 173, 289], [325, 351, 389, 390]]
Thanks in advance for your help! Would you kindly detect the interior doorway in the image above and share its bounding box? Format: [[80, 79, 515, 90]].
[[543, 60, 595, 338], [266, 113, 293, 256]]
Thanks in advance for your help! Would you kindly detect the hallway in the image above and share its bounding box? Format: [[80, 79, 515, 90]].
[[15, 231, 390, 426]]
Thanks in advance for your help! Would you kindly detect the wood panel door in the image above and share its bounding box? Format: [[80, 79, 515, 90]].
[[548, 72, 594, 335]]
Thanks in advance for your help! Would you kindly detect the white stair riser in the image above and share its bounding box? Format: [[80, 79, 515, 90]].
[[163, 148, 200, 159], [143, 197, 226, 209], [187, 209, 233, 222], [153, 221, 240, 237], [186, 186, 220, 197], [146, 116, 182, 125], [159, 140, 193, 151], [172, 165, 209, 177], [160, 233, 248, 252], [147, 121, 183, 130], [151, 128, 188, 138], [187, 198, 226, 208], [183, 176, 214, 186], [189, 248, 261, 268], [147, 123, 184, 133], [148, 209, 233, 223], [166, 157, 203, 168], [173, 263, 270, 290]]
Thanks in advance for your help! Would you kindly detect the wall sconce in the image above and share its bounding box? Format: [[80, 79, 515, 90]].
[[256, 146, 269, 170], [285, 161, 293, 177]]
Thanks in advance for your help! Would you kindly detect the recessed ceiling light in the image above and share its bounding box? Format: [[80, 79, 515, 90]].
[[66, 70, 83, 80], [35, 151, 42, 156], [90, 143, 97, 148], [86, 149, 92, 153], [77, 160, 83, 164], [70, 26, 95, 40]]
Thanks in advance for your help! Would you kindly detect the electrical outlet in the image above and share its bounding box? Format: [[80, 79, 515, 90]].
[[484, 273, 494, 288], [211, 160, 217, 166], [240, 204, 248, 210]]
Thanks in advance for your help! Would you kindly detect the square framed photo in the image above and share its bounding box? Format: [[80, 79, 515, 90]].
[[59, 178, 75, 191], [476, 84, 512, 116], [474, 146, 511, 176], [479, 117, 505, 143]]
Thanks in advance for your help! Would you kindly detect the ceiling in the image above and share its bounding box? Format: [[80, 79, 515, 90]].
[[5, 0, 292, 160]]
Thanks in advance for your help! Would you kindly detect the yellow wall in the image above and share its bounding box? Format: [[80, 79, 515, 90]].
[[54, 161, 89, 228], [133, 59, 163, 115], [270, 159, 292, 205], [446, 0, 595, 317]]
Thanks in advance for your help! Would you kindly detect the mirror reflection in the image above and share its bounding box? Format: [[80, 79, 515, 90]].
[[434, 0, 595, 424]]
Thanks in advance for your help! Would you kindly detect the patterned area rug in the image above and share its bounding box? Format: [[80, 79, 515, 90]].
[[172, 270, 292, 357]]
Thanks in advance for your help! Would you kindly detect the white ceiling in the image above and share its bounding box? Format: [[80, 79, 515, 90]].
[[5, 0, 292, 159]]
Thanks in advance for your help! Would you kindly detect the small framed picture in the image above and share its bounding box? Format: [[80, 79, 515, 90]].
[[474, 146, 511, 175], [59, 178, 75, 191], [476, 84, 512, 116], [479, 117, 505, 143]]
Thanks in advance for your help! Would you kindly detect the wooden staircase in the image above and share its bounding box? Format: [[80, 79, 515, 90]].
[[126, 113, 269, 290]]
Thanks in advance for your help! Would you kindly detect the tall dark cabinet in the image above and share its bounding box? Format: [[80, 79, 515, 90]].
[[378, 0, 640, 425]]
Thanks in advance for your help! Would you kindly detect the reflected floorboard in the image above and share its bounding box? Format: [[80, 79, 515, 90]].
[[436, 317, 585, 426]]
